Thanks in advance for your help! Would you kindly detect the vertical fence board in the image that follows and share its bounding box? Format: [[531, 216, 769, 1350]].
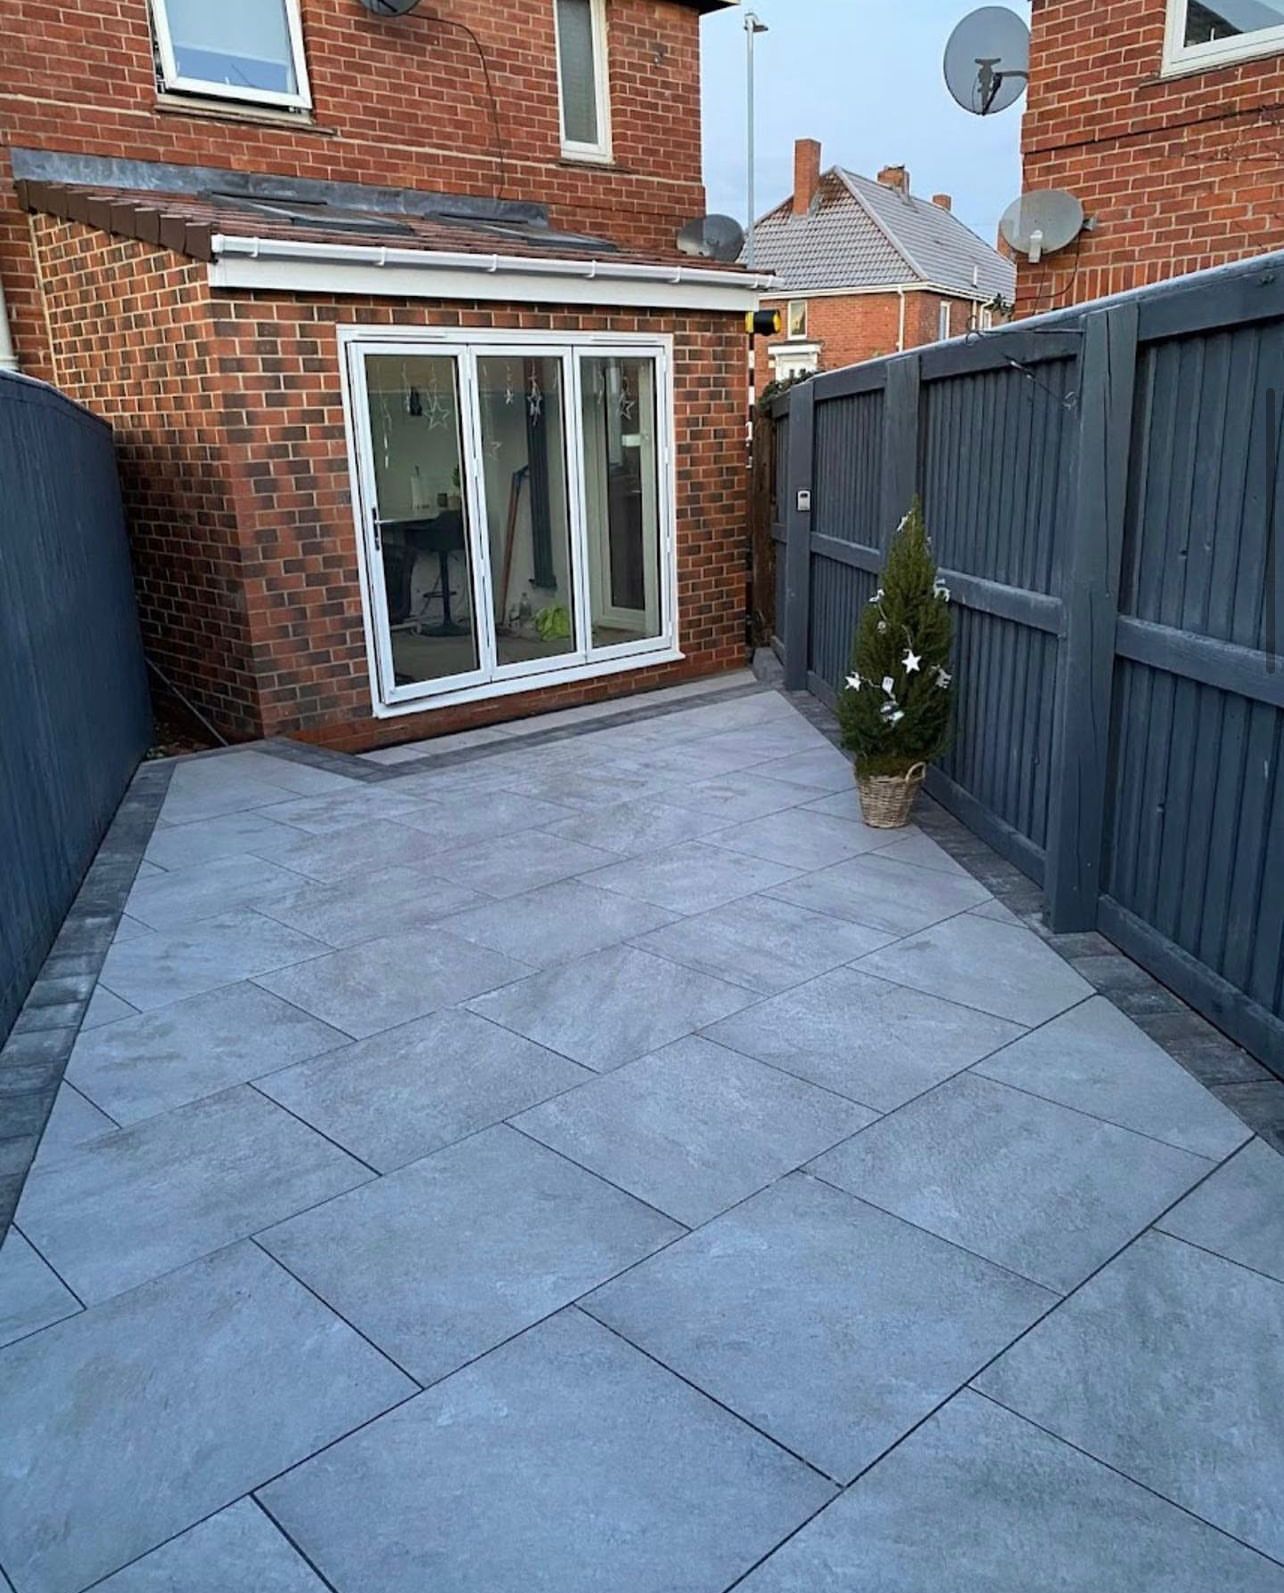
[[1, 375, 150, 1042]]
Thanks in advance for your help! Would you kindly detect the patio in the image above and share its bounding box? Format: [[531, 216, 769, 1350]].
[[1, 672, 1281, 1592]]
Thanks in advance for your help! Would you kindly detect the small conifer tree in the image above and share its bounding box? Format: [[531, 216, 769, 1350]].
[[837, 499, 953, 777]]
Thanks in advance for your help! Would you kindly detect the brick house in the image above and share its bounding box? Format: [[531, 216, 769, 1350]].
[[747, 140, 1015, 395], [1018, 0, 1284, 313], [0, 0, 760, 749]]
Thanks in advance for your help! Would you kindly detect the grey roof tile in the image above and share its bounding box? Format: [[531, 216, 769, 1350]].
[[746, 169, 1015, 302]]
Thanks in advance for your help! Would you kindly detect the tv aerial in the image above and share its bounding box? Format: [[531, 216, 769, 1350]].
[[677, 214, 747, 264], [999, 189, 1085, 263], [944, 7, 1030, 116]]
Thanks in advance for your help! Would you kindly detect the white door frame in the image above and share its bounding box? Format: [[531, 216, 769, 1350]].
[[339, 326, 680, 717]]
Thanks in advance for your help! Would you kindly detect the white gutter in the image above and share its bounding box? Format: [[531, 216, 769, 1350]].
[[208, 234, 775, 312], [0, 271, 18, 372]]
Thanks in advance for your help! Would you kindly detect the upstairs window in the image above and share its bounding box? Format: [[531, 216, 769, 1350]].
[[1164, 0, 1284, 73], [555, 0, 611, 160], [786, 300, 808, 340], [938, 301, 953, 340], [151, 0, 312, 110]]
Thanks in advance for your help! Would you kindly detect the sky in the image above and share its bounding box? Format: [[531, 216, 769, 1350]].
[[699, 0, 1025, 248]]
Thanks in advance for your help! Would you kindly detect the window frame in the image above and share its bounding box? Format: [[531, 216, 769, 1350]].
[[340, 326, 678, 717], [938, 300, 953, 340], [554, 0, 614, 164], [150, 0, 313, 111], [1162, 0, 1284, 75], [786, 300, 808, 340]]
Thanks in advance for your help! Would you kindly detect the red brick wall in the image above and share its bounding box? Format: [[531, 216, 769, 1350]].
[[0, 0, 708, 377], [31, 216, 748, 748], [1018, 0, 1284, 312], [752, 289, 979, 395]]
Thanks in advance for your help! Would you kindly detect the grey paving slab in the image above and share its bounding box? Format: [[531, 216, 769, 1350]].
[[767, 852, 991, 936], [124, 854, 308, 932], [18, 1085, 370, 1303], [28, 1085, 116, 1168], [159, 775, 293, 825], [977, 1231, 1284, 1562], [80, 986, 137, 1030], [872, 828, 972, 876], [757, 747, 855, 792], [255, 787, 427, 835], [660, 770, 812, 822], [702, 723, 830, 763], [491, 764, 684, 812], [856, 912, 1094, 1026], [94, 1500, 328, 1592], [144, 810, 310, 869], [215, 751, 359, 798], [267, 819, 446, 884], [641, 740, 770, 781], [585, 840, 800, 915], [260, 1125, 681, 1385], [393, 788, 577, 846], [634, 894, 892, 995], [257, 864, 485, 948], [970, 895, 1023, 924], [468, 943, 756, 1071], [0, 1242, 412, 1593], [705, 967, 1024, 1111], [515, 1036, 875, 1226], [260, 1307, 833, 1593], [98, 911, 329, 1012], [586, 1174, 1052, 1483], [440, 879, 677, 969], [259, 1010, 589, 1172], [1158, 1138, 1284, 1282], [0, 1230, 79, 1349], [812, 1072, 1209, 1292], [975, 996, 1252, 1160], [713, 807, 888, 870], [539, 794, 732, 858], [255, 929, 530, 1040], [109, 913, 151, 946], [800, 786, 882, 823], [434, 830, 617, 899], [67, 983, 346, 1125], [739, 1390, 1284, 1592]]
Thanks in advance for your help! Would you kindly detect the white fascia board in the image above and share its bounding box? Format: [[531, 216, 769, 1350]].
[[208, 235, 770, 312], [761, 281, 996, 303]]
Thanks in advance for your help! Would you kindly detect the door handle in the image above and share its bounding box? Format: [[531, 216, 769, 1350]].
[[370, 508, 383, 552]]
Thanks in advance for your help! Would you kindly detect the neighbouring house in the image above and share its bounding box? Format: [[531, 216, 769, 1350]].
[[746, 140, 1016, 394], [1017, 0, 1284, 313], [0, 0, 759, 750]]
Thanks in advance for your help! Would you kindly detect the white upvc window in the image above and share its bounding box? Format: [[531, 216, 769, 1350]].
[[938, 301, 953, 340], [150, 0, 312, 110], [555, 0, 612, 162], [1163, 0, 1284, 74], [341, 328, 678, 716], [786, 300, 808, 340]]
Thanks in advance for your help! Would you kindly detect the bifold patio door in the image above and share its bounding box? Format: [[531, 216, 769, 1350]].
[[343, 331, 677, 714]]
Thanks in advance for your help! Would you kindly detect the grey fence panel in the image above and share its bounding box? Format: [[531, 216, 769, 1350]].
[[772, 250, 1284, 1074], [0, 372, 150, 1042]]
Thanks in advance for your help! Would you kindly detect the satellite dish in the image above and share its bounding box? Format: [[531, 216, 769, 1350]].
[[944, 7, 1030, 116], [358, 0, 422, 15], [1000, 189, 1085, 263], [677, 214, 746, 264]]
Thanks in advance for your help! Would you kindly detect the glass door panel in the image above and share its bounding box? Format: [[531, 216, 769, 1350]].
[[580, 355, 663, 649], [475, 355, 580, 670], [362, 353, 482, 690]]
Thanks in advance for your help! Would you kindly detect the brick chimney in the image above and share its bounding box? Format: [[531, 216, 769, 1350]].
[[793, 139, 822, 216], [877, 164, 910, 195], [933, 193, 953, 212]]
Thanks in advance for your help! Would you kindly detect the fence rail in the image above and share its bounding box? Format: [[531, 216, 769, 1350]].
[[0, 371, 150, 1043], [766, 252, 1284, 1075]]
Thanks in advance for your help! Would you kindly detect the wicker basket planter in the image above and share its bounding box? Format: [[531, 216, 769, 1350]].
[[854, 761, 926, 829]]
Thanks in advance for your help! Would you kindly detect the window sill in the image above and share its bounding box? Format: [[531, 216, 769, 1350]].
[[1152, 39, 1284, 82], [559, 148, 616, 168], [372, 646, 684, 717], [154, 93, 335, 135]]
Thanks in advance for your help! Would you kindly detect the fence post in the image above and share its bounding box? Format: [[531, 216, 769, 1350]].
[[782, 381, 816, 690], [1044, 302, 1139, 932], [880, 354, 922, 539]]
